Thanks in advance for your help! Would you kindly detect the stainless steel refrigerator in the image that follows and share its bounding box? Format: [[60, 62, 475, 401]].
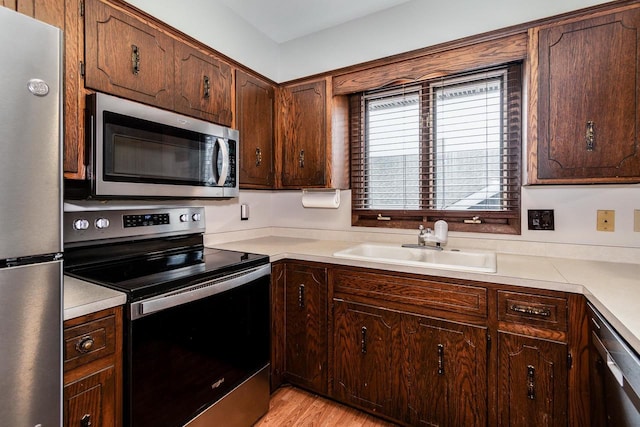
[[0, 7, 63, 426]]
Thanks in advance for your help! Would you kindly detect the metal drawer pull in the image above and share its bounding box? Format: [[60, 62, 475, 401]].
[[131, 44, 140, 75], [75, 336, 95, 354], [527, 365, 536, 400], [298, 284, 305, 308], [437, 344, 445, 375], [509, 304, 551, 317], [361, 326, 367, 354], [586, 121, 595, 151], [203, 75, 210, 99]]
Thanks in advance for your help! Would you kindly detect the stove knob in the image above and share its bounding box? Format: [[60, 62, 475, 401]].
[[73, 219, 90, 231], [95, 218, 110, 229], [192, 213, 201, 221], [180, 214, 189, 222]]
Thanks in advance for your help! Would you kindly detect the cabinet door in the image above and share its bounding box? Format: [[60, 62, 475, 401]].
[[333, 299, 401, 419], [64, 366, 117, 427], [536, 7, 640, 182], [236, 70, 275, 188], [280, 80, 327, 188], [283, 263, 328, 393], [406, 315, 488, 427], [498, 333, 568, 427], [174, 41, 232, 126], [84, 0, 174, 110]]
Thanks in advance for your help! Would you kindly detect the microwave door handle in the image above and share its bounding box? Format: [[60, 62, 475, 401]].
[[215, 137, 230, 186]]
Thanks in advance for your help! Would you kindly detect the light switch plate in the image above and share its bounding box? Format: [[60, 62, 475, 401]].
[[597, 210, 615, 232], [634, 209, 640, 232]]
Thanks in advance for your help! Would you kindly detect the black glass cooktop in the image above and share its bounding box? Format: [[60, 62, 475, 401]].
[[64, 234, 269, 301]]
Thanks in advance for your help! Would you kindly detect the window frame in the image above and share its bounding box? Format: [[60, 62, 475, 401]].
[[350, 62, 522, 235]]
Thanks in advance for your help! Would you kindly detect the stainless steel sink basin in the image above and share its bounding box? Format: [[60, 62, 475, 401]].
[[333, 243, 497, 273]]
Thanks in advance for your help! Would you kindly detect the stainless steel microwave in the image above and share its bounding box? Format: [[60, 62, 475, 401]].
[[87, 92, 238, 198]]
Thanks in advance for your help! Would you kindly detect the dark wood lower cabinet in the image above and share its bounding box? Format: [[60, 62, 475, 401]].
[[64, 366, 116, 427], [406, 316, 488, 427], [273, 261, 586, 427], [333, 300, 402, 420], [498, 333, 568, 427]]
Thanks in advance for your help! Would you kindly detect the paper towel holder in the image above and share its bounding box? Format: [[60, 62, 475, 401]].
[[301, 188, 340, 209]]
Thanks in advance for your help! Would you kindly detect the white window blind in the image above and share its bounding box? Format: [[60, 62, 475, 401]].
[[350, 63, 522, 234]]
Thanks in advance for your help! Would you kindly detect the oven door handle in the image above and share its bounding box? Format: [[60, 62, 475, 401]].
[[132, 264, 271, 319]]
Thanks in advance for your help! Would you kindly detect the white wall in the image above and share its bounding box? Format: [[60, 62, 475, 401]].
[[277, 0, 612, 81], [113, 1, 640, 253], [125, 0, 280, 81]]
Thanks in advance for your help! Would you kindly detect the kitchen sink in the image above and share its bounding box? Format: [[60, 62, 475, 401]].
[[333, 243, 497, 273]]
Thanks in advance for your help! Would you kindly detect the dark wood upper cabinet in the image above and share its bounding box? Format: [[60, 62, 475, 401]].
[[530, 4, 640, 183], [174, 42, 232, 126], [84, 0, 175, 110], [278, 79, 328, 188], [236, 70, 275, 188]]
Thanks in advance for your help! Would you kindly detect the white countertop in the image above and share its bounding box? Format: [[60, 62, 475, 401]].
[[64, 275, 126, 321], [209, 236, 640, 354], [63, 234, 640, 356]]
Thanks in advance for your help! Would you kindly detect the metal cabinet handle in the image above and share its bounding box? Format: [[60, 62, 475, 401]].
[[256, 147, 262, 166], [131, 45, 140, 75], [527, 365, 536, 400], [437, 344, 445, 375], [297, 284, 305, 308], [361, 326, 367, 354], [509, 304, 551, 317], [75, 336, 95, 354], [299, 150, 304, 168], [203, 75, 210, 99], [586, 121, 595, 151], [80, 414, 92, 427]]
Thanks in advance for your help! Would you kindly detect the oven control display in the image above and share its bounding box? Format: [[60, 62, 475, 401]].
[[123, 213, 170, 228]]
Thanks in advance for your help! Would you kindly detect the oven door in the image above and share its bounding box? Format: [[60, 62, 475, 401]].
[[126, 265, 270, 427], [90, 92, 238, 198]]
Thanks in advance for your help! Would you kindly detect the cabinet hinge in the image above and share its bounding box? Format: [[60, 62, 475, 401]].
[[79, 61, 85, 77], [487, 332, 492, 352], [568, 352, 573, 369], [79, 0, 84, 17]]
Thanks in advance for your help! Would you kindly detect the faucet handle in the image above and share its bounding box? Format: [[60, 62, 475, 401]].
[[418, 224, 424, 231]]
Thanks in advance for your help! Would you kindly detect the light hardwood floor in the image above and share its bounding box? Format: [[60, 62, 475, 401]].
[[254, 386, 399, 427]]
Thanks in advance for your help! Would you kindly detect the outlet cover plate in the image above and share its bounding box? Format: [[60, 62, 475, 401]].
[[528, 209, 555, 230], [597, 210, 615, 232], [634, 209, 640, 232]]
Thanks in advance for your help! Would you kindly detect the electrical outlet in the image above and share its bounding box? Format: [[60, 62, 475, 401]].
[[597, 210, 615, 232], [528, 209, 554, 230], [635, 209, 640, 232]]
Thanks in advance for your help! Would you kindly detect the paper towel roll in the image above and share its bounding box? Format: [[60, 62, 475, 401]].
[[301, 189, 340, 209]]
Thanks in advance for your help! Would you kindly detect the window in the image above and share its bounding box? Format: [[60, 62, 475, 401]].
[[350, 63, 522, 234]]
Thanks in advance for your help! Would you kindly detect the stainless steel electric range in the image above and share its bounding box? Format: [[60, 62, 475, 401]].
[[64, 207, 271, 427]]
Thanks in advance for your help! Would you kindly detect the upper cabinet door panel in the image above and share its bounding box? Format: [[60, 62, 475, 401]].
[[236, 70, 275, 188], [536, 7, 640, 181], [84, 0, 174, 110], [281, 80, 327, 188], [174, 42, 232, 126]]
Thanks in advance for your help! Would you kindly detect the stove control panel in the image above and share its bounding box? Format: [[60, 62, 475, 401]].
[[64, 207, 206, 245]]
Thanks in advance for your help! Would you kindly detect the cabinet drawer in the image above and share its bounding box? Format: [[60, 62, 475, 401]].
[[498, 291, 567, 331], [64, 314, 116, 371], [333, 269, 487, 317]]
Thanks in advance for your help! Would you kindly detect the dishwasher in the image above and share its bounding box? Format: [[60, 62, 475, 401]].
[[588, 302, 640, 426]]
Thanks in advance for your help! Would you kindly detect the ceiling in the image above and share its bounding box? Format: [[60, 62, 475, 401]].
[[217, 0, 413, 43]]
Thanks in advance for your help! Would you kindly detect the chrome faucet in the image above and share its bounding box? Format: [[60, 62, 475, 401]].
[[402, 224, 445, 251]]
